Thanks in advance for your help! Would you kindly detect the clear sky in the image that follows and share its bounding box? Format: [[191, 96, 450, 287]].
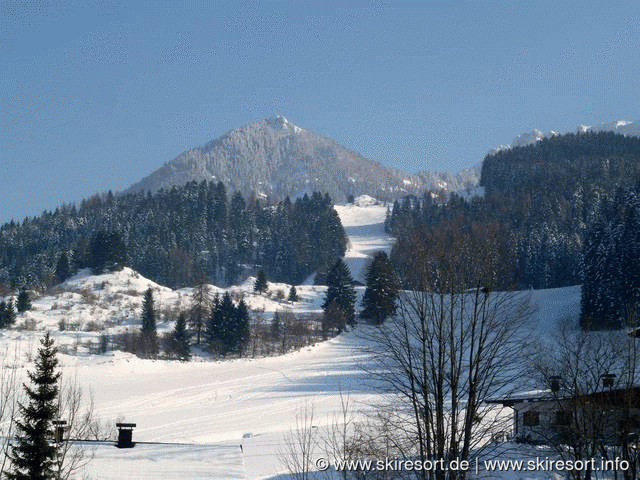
[[1, 0, 639, 224]]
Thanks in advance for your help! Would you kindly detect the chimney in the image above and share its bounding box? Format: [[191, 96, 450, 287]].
[[549, 375, 561, 393], [601, 373, 616, 389]]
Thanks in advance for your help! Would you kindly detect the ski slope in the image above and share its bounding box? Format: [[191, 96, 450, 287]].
[[0, 198, 584, 479], [333, 197, 395, 284]]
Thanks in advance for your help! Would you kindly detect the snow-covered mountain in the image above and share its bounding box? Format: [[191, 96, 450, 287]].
[[489, 119, 640, 155], [126, 115, 479, 201], [127, 115, 422, 202]]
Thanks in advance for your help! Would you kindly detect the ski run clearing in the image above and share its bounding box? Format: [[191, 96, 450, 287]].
[[0, 197, 586, 479]]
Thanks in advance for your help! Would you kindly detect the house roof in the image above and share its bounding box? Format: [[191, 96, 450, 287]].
[[486, 385, 640, 407], [486, 389, 555, 406]]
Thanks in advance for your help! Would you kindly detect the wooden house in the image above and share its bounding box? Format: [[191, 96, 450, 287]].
[[487, 376, 640, 445]]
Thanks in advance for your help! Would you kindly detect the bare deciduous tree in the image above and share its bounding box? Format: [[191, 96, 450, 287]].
[[320, 392, 359, 480], [54, 376, 105, 480], [368, 287, 532, 480], [190, 282, 211, 345], [0, 347, 19, 477], [367, 222, 534, 480], [279, 402, 318, 480]]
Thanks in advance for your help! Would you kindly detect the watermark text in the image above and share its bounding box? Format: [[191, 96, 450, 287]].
[[315, 456, 630, 474]]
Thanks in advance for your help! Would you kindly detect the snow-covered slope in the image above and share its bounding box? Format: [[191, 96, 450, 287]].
[[331, 196, 395, 284], [0, 201, 585, 479]]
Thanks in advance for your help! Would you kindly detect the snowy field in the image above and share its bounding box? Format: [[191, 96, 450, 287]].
[[0, 197, 584, 479]]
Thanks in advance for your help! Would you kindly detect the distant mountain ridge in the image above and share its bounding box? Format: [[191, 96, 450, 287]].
[[126, 115, 478, 201], [490, 119, 640, 154]]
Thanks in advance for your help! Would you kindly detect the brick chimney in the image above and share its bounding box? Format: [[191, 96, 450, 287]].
[[601, 373, 616, 389]]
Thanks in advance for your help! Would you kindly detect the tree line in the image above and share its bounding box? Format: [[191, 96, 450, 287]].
[[0, 181, 347, 290]]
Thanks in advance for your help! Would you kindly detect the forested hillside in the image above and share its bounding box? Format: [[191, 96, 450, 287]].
[[0, 181, 347, 290], [126, 115, 437, 202], [387, 132, 640, 328], [581, 187, 640, 329]]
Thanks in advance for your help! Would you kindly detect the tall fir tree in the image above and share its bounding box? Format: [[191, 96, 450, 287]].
[[287, 285, 299, 303], [322, 299, 348, 336], [231, 299, 250, 354], [206, 293, 229, 353], [5, 298, 16, 326], [54, 252, 70, 284], [172, 312, 191, 361], [88, 230, 127, 274], [254, 269, 268, 294], [361, 251, 399, 325], [140, 288, 158, 357], [8, 332, 61, 480], [0, 300, 6, 328], [16, 289, 31, 313], [322, 258, 356, 329], [206, 293, 250, 355]]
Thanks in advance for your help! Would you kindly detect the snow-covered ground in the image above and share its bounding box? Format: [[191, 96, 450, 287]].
[[333, 198, 395, 284], [0, 198, 586, 479]]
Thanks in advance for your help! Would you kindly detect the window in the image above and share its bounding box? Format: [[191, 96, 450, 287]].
[[522, 410, 540, 427], [555, 410, 571, 426]]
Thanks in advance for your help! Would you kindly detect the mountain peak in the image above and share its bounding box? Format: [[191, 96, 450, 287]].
[[126, 115, 438, 201], [264, 114, 303, 133]]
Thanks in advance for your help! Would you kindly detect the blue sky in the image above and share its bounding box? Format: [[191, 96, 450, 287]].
[[1, 0, 639, 224]]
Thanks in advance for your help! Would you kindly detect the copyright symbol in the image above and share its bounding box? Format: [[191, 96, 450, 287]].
[[316, 457, 330, 471]]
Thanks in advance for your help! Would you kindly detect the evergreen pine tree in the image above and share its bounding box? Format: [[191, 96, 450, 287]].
[[206, 293, 250, 355], [16, 289, 31, 313], [140, 288, 158, 357], [172, 312, 191, 361], [88, 231, 127, 274], [361, 251, 399, 324], [0, 300, 6, 328], [287, 285, 299, 303], [54, 252, 70, 284], [322, 258, 356, 329], [5, 298, 17, 326], [254, 269, 268, 294], [8, 332, 61, 480], [231, 299, 250, 354], [217, 293, 236, 353], [322, 299, 348, 336], [206, 293, 229, 353]]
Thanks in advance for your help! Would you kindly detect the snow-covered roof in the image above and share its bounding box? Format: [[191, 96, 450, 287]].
[[487, 385, 640, 407], [486, 389, 554, 406]]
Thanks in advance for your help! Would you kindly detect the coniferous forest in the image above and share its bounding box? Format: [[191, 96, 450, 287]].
[[386, 131, 640, 329], [0, 181, 347, 290]]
